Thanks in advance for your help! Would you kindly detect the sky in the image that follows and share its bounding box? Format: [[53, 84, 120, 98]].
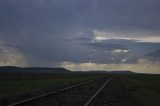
[[0, 0, 160, 73]]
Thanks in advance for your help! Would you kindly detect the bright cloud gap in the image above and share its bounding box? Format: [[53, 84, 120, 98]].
[[93, 30, 160, 43]]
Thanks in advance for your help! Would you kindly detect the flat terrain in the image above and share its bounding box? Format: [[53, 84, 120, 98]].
[[0, 73, 98, 96], [120, 74, 160, 106], [0, 72, 103, 105], [9, 77, 137, 106], [0, 72, 160, 106]]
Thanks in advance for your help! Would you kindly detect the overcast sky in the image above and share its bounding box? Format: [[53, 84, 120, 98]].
[[0, 0, 160, 73]]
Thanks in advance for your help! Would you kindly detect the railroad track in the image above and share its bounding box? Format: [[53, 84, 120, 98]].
[[7, 77, 112, 106], [87, 77, 139, 106], [84, 77, 112, 106], [6, 76, 138, 106]]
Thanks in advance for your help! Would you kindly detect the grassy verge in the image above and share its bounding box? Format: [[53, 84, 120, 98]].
[[120, 74, 160, 106], [0, 73, 104, 97]]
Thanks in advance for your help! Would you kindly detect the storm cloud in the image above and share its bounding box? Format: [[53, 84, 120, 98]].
[[0, 0, 160, 73]]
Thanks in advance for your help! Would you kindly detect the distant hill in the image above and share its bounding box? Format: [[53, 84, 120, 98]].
[[109, 70, 135, 74], [82, 70, 109, 73], [0, 66, 71, 73], [86, 70, 135, 74]]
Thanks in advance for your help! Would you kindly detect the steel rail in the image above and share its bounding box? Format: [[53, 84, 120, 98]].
[[7, 78, 100, 106], [84, 77, 112, 106]]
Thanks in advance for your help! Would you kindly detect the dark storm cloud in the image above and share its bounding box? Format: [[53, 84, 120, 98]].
[[95, 39, 160, 55], [82, 39, 160, 63], [87, 42, 128, 51], [145, 49, 160, 61], [1, 0, 160, 33], [0, 0, 160, 66]]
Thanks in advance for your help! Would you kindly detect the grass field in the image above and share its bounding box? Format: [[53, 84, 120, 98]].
[[1, 72, 160, 106], [0, 73, 103, 98], [120, 74, 160, 106]]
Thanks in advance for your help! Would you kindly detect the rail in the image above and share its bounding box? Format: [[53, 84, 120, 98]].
[[7, 78, 99, 106], [84, 77, 112, 106]]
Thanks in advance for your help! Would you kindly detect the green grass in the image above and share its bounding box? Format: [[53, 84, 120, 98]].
[[0, 73, 103, 97], [120, 74, 160, 106]]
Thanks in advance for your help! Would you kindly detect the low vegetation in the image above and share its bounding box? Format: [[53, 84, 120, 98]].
[[1, 71, 159, 106], [120, 74, 160, 106], [0, 72, 103, 105]]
